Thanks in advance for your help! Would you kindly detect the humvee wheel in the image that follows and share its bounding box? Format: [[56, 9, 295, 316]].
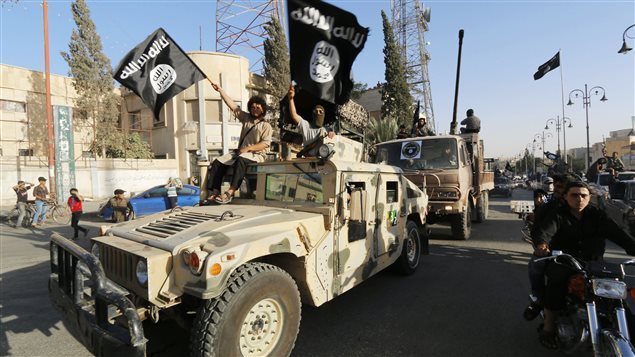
[[190, 262, 301, 357], [394, 221, 422, 275], [474, 191, 488, 223], [451, 204, 472, 240]]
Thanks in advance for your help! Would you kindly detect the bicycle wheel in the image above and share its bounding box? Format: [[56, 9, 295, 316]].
[[7, 208, 19, 226], [52, 205, 71, 224]]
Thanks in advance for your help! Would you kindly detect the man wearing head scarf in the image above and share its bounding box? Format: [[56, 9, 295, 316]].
[[206, 82, 273, 204], [287, 84, 335, 156], [413, 114, 435, 137], [11, 180, 34, 228]]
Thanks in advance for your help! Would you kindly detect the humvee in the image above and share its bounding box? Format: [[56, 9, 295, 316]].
[[48, 137, 429, 356]]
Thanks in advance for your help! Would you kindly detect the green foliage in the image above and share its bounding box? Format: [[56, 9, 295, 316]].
[[350, 81, 368, 100], [105, 132, 154, 159], [263, 16, 290, 126], [365, 116, 399, 156], [380, 10, 413, 127], [62, 0, 151, 159]]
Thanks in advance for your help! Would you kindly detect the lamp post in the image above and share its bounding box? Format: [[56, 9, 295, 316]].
[[527, 142, 538, 181], [567, 85, 607, 170], [544, 116, 573, 163], [618, 24, 635, 54]]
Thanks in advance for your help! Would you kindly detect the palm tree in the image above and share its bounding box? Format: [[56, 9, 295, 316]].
[[365, 116, 399, 157]]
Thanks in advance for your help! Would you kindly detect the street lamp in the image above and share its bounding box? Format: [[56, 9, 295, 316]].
[[544, 116, 573, 163], [534, 131, 552, 162], [527, 142, 539, 181], [567, 85, 607, 170], [618, 24, 635, 54]]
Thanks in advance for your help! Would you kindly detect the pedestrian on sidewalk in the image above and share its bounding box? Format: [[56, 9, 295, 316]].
[[165, 177, 182, 209], [32, 177, 49, 227], [11, 180, 34, 228], [67, 188, 89, 239]]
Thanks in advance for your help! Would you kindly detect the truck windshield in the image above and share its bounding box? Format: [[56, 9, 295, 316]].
[[265, 173, 324, 203], [375, 138, 458, 170]]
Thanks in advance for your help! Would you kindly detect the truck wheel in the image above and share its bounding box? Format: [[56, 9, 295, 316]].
[[474, 191, 488, 223], [451, 204, 472, 240], [394, 221, 422, 275], [190, 262, 301, 357]]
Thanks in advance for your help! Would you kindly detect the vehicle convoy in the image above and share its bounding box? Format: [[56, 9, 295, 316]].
[[525, 252, 635, 356], [374, 133, 494, 240], [48, 137, 430, 356]]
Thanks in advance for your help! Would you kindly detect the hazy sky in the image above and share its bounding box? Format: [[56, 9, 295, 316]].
[[1, 0, 634, 157]]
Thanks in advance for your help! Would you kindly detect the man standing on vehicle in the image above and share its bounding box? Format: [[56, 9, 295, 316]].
[[32, 176, 49, 227], [109, 189, 131, 223], [11, 180, 34, 228], [460, 109, 481, 133], [532, 181, 635, 349], [287, 84, 336, 156], [413, 114, 435, 137], [206, 82, 273, 204]]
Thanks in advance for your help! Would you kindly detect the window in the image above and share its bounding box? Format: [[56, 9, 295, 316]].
[[129, 112, 142, 130], [376, 138, 459, 170], [178, 187, 197, 196], [82, 151, 94, 158], [148, 187, 167, 198], [18, 149, 33, 156], [185, 100, 227, 123], [265, 173, 323, 203], [0, 100, 26, 113], [386, 181, 398, 203]]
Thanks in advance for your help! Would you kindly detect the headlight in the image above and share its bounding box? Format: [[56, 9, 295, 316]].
[[90, 243, 100, 259], [592, 278, 627, 299], [431, 191, 459, 199], [136, 260, 148, 287]]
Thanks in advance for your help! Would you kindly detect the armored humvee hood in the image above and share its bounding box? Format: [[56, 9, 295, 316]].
[[101, 205, 325, 253]]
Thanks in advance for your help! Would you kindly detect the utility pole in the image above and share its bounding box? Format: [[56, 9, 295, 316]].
[[43, 0, 56, 196]]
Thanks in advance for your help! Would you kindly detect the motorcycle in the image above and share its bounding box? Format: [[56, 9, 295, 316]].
[[528, 251, 635, 356]]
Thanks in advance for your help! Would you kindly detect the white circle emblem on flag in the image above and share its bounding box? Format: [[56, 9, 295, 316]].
[[310, 41, 340, 83], [150, 64, 177, 94]]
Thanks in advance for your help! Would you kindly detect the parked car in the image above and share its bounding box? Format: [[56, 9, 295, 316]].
[[599, 179, 635, 236], [99, 184, 200, 220], [491, 176, 513, 197]]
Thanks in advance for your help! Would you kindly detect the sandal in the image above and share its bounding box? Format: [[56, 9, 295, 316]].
[[215, 192, 233, 204], [523, 301, 542, 321], [538, 326, 558, 350], [207, 194, 220, 203]]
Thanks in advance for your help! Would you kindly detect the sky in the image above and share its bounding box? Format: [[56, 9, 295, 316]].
[[1, 0, 634, 158]]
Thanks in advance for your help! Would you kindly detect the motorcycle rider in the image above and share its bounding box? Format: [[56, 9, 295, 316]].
[[523, 174, 572, 321], [532, 181, 635, 349]]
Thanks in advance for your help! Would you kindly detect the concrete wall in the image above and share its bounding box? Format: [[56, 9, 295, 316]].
[[0, 156, 178, 205]]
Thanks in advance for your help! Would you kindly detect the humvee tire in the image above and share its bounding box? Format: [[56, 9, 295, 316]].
[[191, 262, 301, 357], [474, 191, 488, 223], [394, 221, 422, 275], [451, 204, 472, 240]]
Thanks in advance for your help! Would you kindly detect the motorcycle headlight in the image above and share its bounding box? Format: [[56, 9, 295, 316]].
[[90, 243, 100, 259], [592, 278, 627, 299], [136, 259, 148, 287]]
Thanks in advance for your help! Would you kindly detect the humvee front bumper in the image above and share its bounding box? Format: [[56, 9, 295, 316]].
[[48, 233, 147, 357]]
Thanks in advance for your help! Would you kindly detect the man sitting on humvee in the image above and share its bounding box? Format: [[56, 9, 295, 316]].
[[287, 84, 335, 157]]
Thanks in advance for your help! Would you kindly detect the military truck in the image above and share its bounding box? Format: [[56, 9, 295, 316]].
[[48, 136, 429, 357], [374, 133, 494, 240]]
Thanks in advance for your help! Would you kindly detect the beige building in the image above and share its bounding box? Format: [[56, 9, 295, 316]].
[[0, 53, 272, 204]]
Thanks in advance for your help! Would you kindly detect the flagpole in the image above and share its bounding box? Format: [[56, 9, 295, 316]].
[[558, 49, 567, 165]]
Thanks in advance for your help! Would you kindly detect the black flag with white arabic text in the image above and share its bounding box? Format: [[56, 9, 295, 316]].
[[533, 52, 560, 80], [288, 0, 369, 104], [113, 28, 206, 119]]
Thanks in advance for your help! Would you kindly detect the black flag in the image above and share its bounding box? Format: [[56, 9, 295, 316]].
[[113, 28, 206, 119], [288, 0, 369, 104], [533, 52, 560, 80]]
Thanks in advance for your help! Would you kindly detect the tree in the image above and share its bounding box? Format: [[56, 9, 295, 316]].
[[365, 115, 399, 158], [380, 10, 413, 127], [62, 0, 151, 159], [350, 81, 368, 100], [263, 16, 290, 125]]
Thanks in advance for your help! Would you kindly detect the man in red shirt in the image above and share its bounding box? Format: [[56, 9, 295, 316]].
[[67, 188, 89, 239]]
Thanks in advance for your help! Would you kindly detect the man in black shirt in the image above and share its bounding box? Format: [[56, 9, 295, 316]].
[[11, 180, 33, 228], [533, 181, 635, 349]]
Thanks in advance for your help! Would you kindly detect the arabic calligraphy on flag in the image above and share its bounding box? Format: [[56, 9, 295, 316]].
[[113, 28, 206, 119], [288, 0, 369, 104]]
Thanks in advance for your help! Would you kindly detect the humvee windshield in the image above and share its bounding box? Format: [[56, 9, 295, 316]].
[[265, 173, 324, 203], [375, 138, 458, 170]]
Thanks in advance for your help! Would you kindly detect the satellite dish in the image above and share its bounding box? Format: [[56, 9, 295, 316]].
[[422, 7, 431, 22]]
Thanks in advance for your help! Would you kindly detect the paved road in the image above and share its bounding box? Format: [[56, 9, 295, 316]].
[[0, 189, 630, 356]]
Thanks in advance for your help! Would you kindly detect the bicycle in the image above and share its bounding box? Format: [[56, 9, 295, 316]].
[[8, 199, 71, 226]]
